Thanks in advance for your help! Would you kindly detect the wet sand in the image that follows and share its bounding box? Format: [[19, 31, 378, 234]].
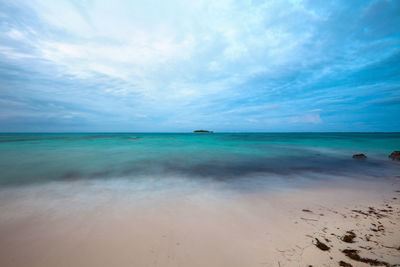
[[0, 176, 399, 267]]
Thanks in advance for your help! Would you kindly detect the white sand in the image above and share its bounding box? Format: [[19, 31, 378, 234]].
[[0, 176, 399, 267]]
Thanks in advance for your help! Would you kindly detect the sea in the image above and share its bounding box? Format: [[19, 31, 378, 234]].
[[0, 132, 399, 188]]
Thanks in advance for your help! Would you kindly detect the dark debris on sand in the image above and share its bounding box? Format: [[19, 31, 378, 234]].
[[314, 238, 330, 251], [351, 207, 388, 219], [342, 249, 392, 267], [339, 260, 353, 267], [342, 231, 356, 243], [302, 196, 400, 267]]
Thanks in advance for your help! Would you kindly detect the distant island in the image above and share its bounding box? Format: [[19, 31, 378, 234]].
[[193, 130, 214, 133]]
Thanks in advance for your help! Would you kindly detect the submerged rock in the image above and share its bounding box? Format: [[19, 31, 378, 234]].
[[388, 151, 400, 161], [352, 154, 367, 159]]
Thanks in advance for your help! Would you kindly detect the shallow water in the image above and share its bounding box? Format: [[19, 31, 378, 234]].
[[0, 132, 399, 187]]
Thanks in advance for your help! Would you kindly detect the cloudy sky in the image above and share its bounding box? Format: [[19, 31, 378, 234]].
[[0, 0, 399, 132]]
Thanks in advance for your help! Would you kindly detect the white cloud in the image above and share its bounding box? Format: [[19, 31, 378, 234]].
[[11, 0, 322, 99], [0, 45, 35, 59], [6, 29, 26, 41]]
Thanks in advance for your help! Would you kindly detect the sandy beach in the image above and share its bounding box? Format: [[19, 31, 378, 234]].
[[0, 174, 399, 267]]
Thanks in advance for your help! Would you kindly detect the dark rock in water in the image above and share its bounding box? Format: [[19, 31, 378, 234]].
[[193, 130, 214, 133], [352, 154, 367, 159], [389, 151, 400, 161]]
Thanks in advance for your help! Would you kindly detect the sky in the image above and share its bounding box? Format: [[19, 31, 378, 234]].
[[0, 0, 399, 132]]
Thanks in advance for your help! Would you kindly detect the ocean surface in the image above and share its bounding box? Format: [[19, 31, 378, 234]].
[[0, 132, 399, 188]]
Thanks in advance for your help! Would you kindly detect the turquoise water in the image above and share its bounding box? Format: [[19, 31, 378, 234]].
[[0, 133, 399, 186]]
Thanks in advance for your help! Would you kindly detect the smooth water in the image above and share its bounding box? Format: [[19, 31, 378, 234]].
[[0, 133, 399, 186]]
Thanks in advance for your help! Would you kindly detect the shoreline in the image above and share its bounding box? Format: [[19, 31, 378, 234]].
[[0, 175, 399, 266]]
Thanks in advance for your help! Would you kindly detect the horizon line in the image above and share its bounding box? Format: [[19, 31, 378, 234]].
[[1, 131, 399, 134]]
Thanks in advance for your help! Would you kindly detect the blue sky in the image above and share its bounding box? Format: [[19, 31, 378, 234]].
[[0, 0, 399, 132]]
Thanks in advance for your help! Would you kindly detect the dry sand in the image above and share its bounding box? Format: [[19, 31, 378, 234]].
[[0, 176, 399, 267]]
